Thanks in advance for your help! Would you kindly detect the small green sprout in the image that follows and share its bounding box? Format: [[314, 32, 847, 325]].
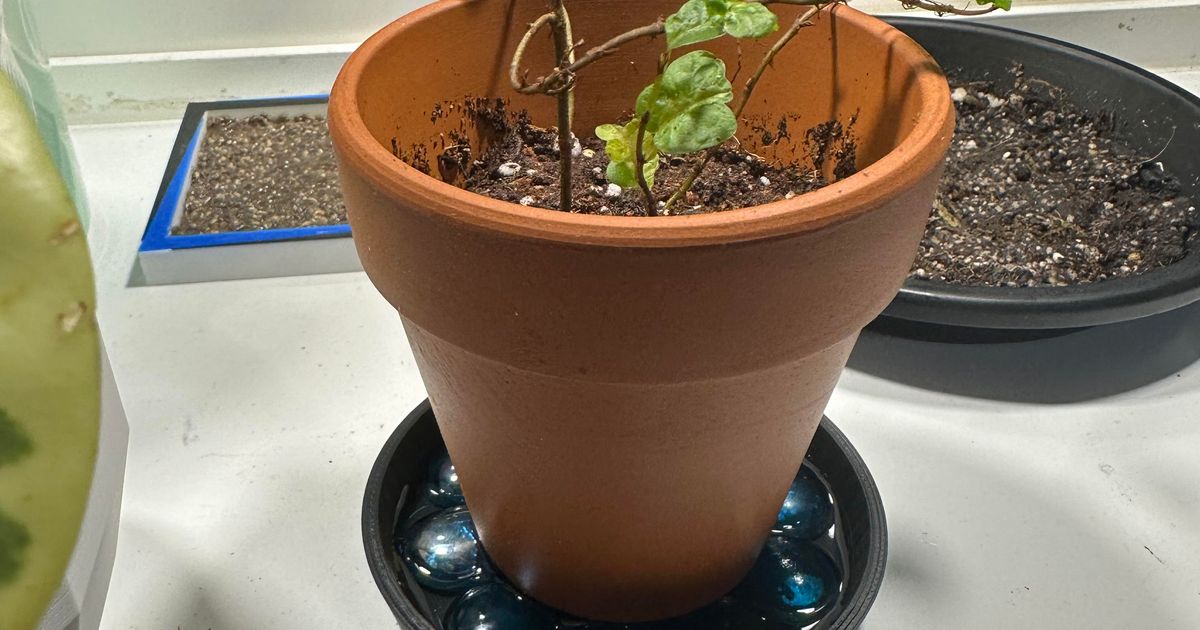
[[595, 119, 660, 189], [596, 51, 738, 191]]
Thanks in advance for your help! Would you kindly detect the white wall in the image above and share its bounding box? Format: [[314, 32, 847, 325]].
[[30, 0, 1078, 58], [37, 0, 1194, 125], [30, 0, 426, 57]]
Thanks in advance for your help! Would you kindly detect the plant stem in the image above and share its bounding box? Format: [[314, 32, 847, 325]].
[[511, 0, 984, 96], [664, 4, 823, 212], [662, 161, 699, 213], [514, 21, 667, 95], [635, 112, 656, 216], [900, 0, 999, 15], [558, 0, 576, 127], [511, 1, 826, 97], [506, 0, 986, 214], [550, 0, 574, 212], [509, 13, 556, 94], [736, 5, 823, 119]]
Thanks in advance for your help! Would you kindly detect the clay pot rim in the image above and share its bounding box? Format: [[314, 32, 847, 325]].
[[330, 3, 954, 248]]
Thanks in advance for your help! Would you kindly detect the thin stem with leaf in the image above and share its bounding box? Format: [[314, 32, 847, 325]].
[[665, 3, 824, 211], [507, 0, 1011, 215], [635, 112, 656, 215], [510, 0, 822, 96]]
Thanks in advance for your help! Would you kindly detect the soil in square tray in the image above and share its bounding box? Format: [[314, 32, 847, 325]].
[[915, 67, 1200, 287], [173, 114, 347, 235]]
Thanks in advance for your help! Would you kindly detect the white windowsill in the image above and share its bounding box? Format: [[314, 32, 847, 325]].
[[72, 2, 1200, 628]]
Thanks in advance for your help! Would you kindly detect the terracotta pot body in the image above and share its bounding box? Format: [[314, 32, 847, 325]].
[[331, 1, 952, 621]]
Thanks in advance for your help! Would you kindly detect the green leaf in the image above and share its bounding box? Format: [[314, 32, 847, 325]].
[[976, 0, 1012, 9], [635, 51, 737, 154], [666, 0, 779, 50], [596, 120, 659, 188], [656, 102, 738, 155], [666, 0, 727, 50], [724, 2, 779, 39]]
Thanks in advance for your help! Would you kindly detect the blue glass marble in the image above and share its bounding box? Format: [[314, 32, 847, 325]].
[[401, 507, 484, 591], [445, 583, 554, 630], [391, 445, 854, 629], [733, 536, 842, 626], [774, 465, 834, 540], [426, 450, 466, 507]]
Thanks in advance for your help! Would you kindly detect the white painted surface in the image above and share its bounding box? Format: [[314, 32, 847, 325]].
[[46, 0, 1200, 124], [972, 0, 1200, 69], [29, 0, 413, 57], [74, 89, 1200, 630], [138, 237, 362, 286], [51, 44, 352, 124], [66, 4, 1200, 627], [836, 371, 1200, 629], [28, 0, 1089, 58], [78, 122, 417, 630]]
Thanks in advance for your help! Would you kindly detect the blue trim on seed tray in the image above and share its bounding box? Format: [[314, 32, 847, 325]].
[[283, 93, 331, 102], [189, 93, 331, 111], [139, 121, 203, 252], [139, 93, 350, 253]]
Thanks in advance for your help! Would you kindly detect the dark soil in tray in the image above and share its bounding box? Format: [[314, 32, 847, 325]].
[[414, 66, 1199, 288], [174, 115, 347, 235], [443, 108, 855, 217], [914, 67, 1200, 287]]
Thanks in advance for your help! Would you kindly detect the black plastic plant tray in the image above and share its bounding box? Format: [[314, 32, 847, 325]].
[[853, 18, 1200, 402]]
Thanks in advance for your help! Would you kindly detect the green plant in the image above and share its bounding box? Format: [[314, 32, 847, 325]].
[[0, 71, 100, 630], [510, 0, 1011, 215]]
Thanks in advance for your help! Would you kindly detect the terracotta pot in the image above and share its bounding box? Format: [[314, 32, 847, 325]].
[[330, 0, 952, 622]]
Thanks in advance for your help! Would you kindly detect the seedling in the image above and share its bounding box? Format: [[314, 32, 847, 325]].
[[510, 0, 1011, 215]]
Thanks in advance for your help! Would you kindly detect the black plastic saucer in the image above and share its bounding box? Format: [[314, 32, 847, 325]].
[[851, 19, 1200, 402], [363, 400, 887, 629]]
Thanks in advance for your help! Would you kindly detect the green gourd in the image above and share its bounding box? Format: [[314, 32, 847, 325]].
[[0, 69, 99, 630]]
